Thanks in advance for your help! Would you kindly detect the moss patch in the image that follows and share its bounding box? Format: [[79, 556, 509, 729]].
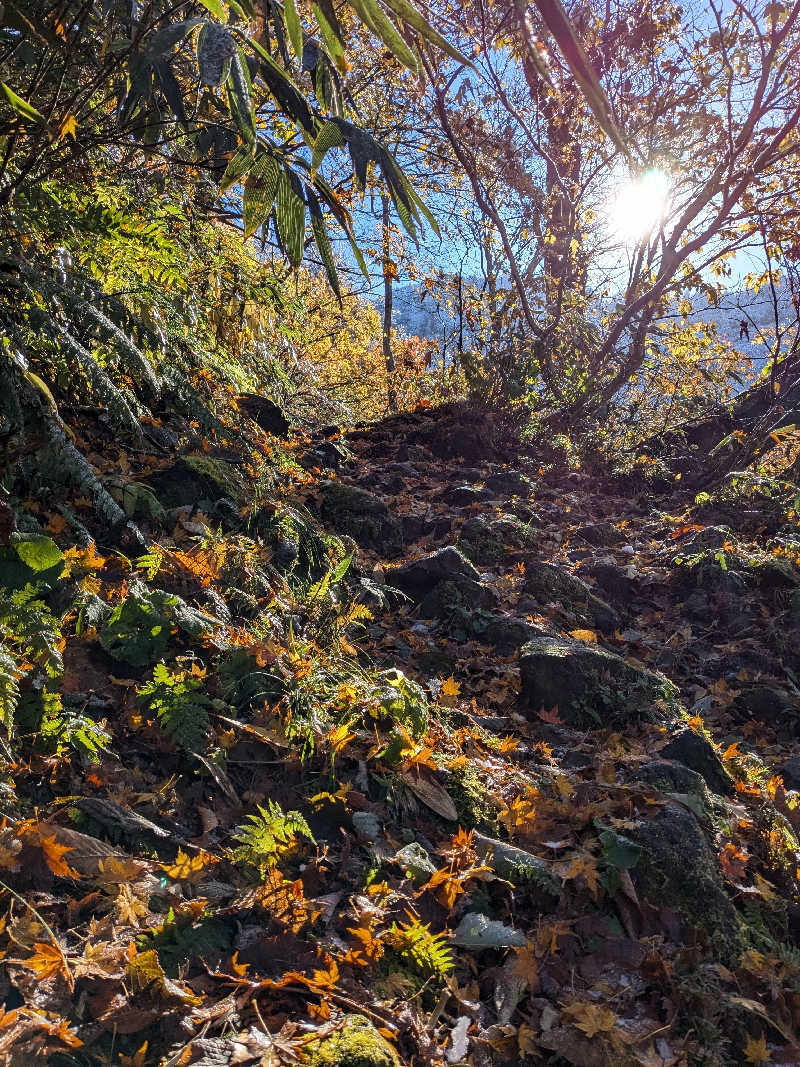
[[305, 1015, 400, 1067], [448, 763, 498, 833]]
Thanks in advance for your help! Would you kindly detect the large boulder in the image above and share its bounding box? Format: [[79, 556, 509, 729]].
[[628, 803, 747, 963], [419, 577, 498, 623], [146, 454, 246, 509], [319, 481, 403, 557], [519, 635, 682, 728], [659, 728, 734, 796], [484, 469, 532, 496], [390, 546, 480, 600], [523, 561, 619, 632], [458, 514, 537, 566], [237, 394, 290, 436]]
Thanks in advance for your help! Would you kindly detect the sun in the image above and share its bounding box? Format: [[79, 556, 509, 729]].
[[606, 168, 672, 244]]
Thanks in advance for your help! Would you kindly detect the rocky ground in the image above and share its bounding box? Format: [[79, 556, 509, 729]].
[[3, 398, 800, 1066]]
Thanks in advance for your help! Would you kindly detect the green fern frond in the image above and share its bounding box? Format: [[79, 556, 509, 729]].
[[137, 662, 211, 752], [232, 797, 315, 873], [385, 918, 454, 977]]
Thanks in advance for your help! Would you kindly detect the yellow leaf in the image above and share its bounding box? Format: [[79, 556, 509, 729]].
[[722, 741, 741, 760], [743, 1032, 771, 1064], [569, 628, 597, 643], [58, 114, 77, 140], [161, 847, 208, 883], [119, 1041, 149, 1067], [562, 1000, 617, 1039], [440, 676, 461, 706], [554, 774, 575, 800]]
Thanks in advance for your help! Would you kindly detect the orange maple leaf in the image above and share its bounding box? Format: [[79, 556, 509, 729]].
[[720, 841, 749, 882], [537, 705, 562, 724], [22, 942, 69, 982], [743, 1032, 771, 1064], [39, 833, 79, 878]]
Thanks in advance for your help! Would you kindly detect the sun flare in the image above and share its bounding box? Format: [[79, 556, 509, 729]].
[[607, 168, 672, 243]]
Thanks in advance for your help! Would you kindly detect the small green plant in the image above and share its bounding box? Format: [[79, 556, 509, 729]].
[[100, 581, 219, 666], [137, 663, 212, 752], [232, 798, 315, 876], [385, 918, 454, 978], [0, 585, 64, 731]]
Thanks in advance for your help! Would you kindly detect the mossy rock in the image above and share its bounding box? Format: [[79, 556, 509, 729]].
[[448, 763, 498, 833], [419, 576, 497, 620], [146, 454, 246, 509], [519, 635, 683, 728], [458, 514, 536, 566], [304, 1015, 400, 1067], [524, 561, 619, 632], [628, 803, 747, 964], [320, 482, 403, 557], [660, 728, 734, 796]]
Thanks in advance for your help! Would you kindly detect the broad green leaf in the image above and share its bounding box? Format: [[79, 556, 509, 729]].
[[13, 535, 64, 574], [226, 48, 256, 144], [196, 0, 227, 17], [275, 168, 306, 267], [145, 18, 205, 62], [243, 150, 281, 237], [0, 82, 47, 125], [347, 0, 419, 71], [308, 192, 341, 298], [220, 143, 254, 193], [245, 35, 315, 139], [283, 0, 303, 58], [312, 1, 346, 71], [311, 119, 346, 175], [381, 0, 474, 67], [528, 0, 629, 160]]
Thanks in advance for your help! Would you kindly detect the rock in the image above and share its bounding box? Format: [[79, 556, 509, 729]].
[[394, 842, 436, 883], [352, 811, 380, 843], [659, 729, 734, 796], [146, 454, 246, 509], [484, 469, 531, 495], [300, 440, 349, 471], [575, 521, 622, 547], [636, 759, 711, 799], [237, 394, 290, 436], [484, 615, 547, 652], [523, 561, 619, 632], [452, 913, 525, 950], [441, 485, 491, 506], [390, 547, 480, 600], [458, 514, 536, 566], [473, 833, 560, 893], [583, 561, 636, 603], [319, 481, 403, 557], [419, 577, 497, 620], [737, 685, 796, 721], [304, 1015, 400, 1067], [628, 803, 746, 963], [781, 756, 800, 790], [677, 525, 731, 555], [749, 556, 800, 590], [519, 635, 681, 728]]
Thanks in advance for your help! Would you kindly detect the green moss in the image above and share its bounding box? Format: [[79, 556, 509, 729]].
[[147, 454, 246, 508], [304, 1015, 400, 1067], [448, 763, 498, 833]]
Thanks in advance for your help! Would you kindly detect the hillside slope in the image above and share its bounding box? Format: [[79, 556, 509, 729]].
[[3, 398, 800, 1066]]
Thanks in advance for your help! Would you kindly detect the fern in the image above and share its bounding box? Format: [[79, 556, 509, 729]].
[[0, 586, 63, 731], [385, 918, 454, 977], [232, 798, 315, 874], [137, 663, 211, 752]]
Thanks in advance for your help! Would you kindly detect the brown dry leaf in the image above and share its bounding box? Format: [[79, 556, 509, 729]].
[[115, 883, 148, 927], [562, 1000, 617, 1039], [402, 771, 458, 821]]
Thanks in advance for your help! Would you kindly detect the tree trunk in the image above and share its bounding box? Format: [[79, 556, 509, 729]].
[[381, 195, 397, 414]]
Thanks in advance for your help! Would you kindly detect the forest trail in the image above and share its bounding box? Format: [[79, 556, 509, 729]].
[[3, 399, 800, 1066]]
